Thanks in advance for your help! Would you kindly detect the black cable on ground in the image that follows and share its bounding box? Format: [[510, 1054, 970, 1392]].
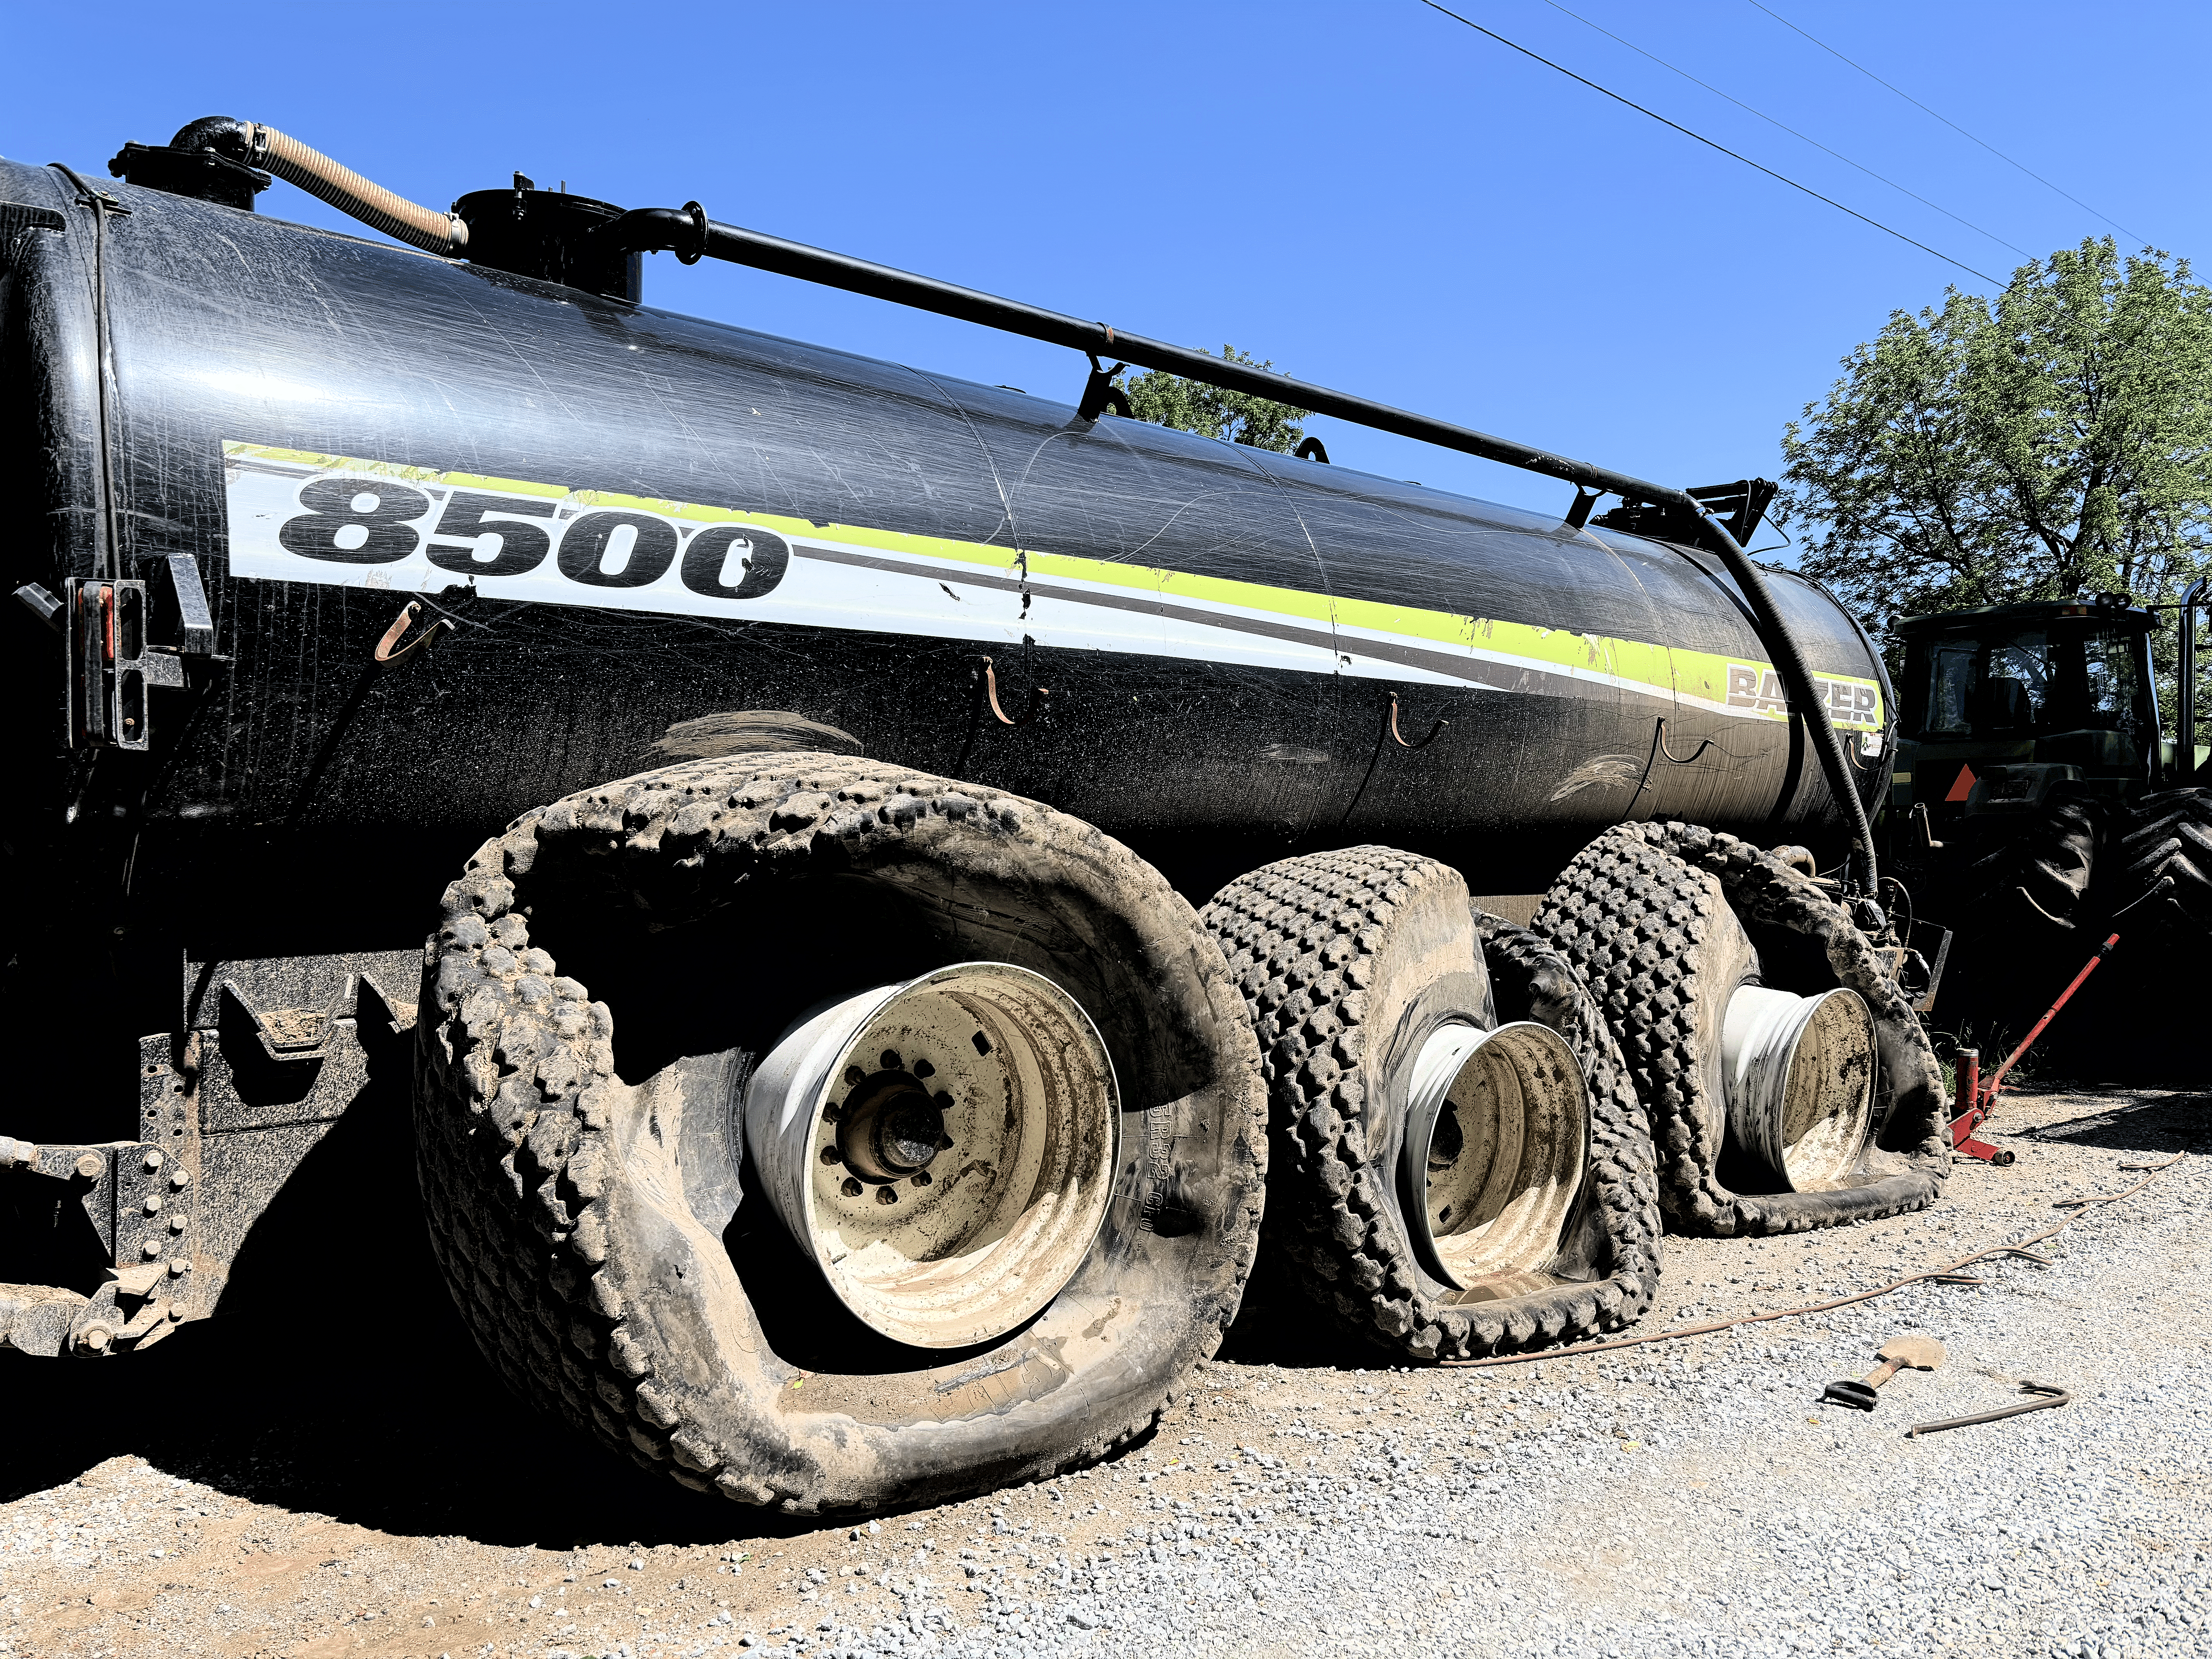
[[1441, 1152, 2187, 1369]]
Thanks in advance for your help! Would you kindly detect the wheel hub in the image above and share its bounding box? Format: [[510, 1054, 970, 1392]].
[[1399, 1021, 1587, 1290], [745, 963, 1120, 1348], [833, 1066, 951, 1184], [1720, 984, 1876, 1191]]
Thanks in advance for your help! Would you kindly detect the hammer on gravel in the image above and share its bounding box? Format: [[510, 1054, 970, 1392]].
[[1822, 1336, 1944, 1411]]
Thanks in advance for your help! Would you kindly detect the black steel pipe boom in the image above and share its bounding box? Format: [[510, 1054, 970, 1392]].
[[597, 204, 1876, 888]]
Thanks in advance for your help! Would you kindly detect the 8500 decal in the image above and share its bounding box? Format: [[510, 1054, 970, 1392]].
[[246, 451, 789, 606]]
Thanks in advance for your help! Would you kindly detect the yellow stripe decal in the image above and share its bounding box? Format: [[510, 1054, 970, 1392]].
[[222, 441, 1882, 728]]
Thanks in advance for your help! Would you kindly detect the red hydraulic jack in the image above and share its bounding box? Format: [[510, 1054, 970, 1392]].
[[1948, 932, 2121, 1165]]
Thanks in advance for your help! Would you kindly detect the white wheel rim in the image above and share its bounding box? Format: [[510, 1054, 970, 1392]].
[[744, 963, 1120, 1348], [1400, 1021, 1587, 1290], [1720, 984, 1876, 1191]]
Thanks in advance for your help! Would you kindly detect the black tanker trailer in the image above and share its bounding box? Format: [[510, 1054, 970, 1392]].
[[0, 124, 1951, 1513]]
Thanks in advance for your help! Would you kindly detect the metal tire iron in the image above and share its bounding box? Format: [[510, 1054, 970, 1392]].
[[1947, 932, 2121, 1165], [1822, 1334, 1944, 1411], [1909, 1381, 2071, 1437]]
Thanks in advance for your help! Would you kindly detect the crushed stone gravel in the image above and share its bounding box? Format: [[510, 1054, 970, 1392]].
[[3, 1084, 2203, 1659]]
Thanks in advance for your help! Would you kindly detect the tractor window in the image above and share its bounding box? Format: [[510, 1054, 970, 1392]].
[[1905, 622, 2152, 744], [1978, 633, 2049, 730], [1916, 631, 2047, 736], [2077, 629, 2137, 727]]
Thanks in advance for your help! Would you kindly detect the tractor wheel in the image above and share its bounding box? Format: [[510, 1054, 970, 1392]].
[[2111, 787, 2212, 934], [2054, 784, 2212, 1082], [1199, 848, 1659, 1363], [1960, 781, 2108, 931], [414, 755, 1266, 1513], [1532, 823, 1948, 1237]]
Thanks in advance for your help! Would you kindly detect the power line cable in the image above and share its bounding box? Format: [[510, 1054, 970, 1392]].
[[1537, 0, 2033, 260], [1419, 2, 2002, 283], [1742, 0, 2144, 244]]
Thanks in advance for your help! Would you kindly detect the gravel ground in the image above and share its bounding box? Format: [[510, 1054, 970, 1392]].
[[3, 1083, 2204, 1659]]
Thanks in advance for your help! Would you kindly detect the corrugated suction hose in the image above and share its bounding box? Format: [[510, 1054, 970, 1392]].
[[168, 116, 465, 254], [249, 124, 466, 253]]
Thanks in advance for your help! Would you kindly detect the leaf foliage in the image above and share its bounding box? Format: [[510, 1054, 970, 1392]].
[[1118, 345, 1310, 454], [1779, 239, 2211, 719]]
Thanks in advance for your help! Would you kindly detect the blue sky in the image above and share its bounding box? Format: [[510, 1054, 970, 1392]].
[[8, 0, 2202, 548]]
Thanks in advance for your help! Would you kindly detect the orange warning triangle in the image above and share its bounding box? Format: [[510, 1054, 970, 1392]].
[[1945, 764, 1977, 803]]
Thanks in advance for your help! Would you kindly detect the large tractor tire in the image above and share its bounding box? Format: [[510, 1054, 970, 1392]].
[[2056, 785, 2212, 1082], [1960, 782, 2108, 931], [2112, 787, 2212, 934], [1199, 848, 1660, 1363], [414, 755, 1266, 1513], [1532, 823, 1949, 1237]]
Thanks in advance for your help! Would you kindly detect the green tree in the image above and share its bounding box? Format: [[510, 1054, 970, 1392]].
[[1779, 239, 2211, 720], [1118, 345, 1311, 453]]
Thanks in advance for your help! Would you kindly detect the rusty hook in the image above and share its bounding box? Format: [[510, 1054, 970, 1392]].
[[1387, 694, 1447, 750], [1654, 716, 1714, 765], [982, 655, 1049, 726], [374, 600, 450, 667]]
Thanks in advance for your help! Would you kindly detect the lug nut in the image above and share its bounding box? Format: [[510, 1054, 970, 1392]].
[[168, 1259, 191, 1276], [911, 1171, 933, 1187], [840, 1177, 863, 1198], [141, 1239, 162, 1260], [168, 1214, 187, 1233], [874, 1185, 898, 1206], [170, 1169, 190, 1189], [74, 1153, 105, 1181], [818, 1145, 842, 1164], [144, 1195, 163, 1215], [879, 1049, 901, 1071], [144, 1150, 164, 1172], [843, 1066, 867, 1087]]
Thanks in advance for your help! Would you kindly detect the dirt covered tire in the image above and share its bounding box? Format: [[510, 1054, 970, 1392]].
[[1198, 848, 1660, 1362], [2112, 787, 2212, 934], [414, 754, 1266, 1513], [1532, 823, 1948, 1237]]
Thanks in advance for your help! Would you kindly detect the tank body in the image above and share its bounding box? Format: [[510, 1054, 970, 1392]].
[[3, 157, 1889, 915]]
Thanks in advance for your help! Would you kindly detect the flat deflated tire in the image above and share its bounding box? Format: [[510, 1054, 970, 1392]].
[[1200, 848, 1660, 1362], [1532, 823, 1948, 1237], [414, 755, 1266, 1513]]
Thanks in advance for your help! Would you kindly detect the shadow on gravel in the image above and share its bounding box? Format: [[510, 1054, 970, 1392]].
[[0, 1097, 814, 1548], [1213, 1245, 1386, 1370], [2020, 1088, 2210, 1155]]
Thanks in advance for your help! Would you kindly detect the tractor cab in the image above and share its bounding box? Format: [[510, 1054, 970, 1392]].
[[1890, 597, 2165, 831]]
